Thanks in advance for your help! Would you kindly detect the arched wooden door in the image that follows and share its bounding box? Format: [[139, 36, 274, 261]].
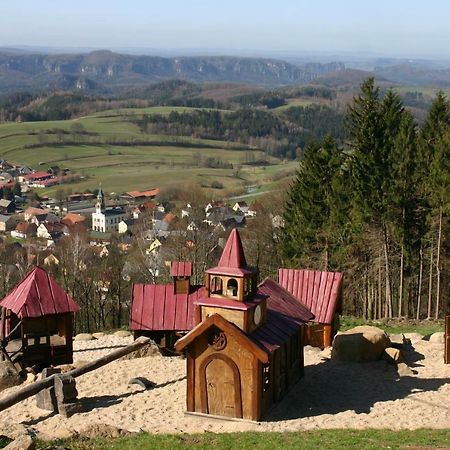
[[200, 354, 242, 418]]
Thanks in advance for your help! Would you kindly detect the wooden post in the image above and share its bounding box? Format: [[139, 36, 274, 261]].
[[0, 336, 151, 413], [0, 307, 5, 362], [445, 316, 450, 365]]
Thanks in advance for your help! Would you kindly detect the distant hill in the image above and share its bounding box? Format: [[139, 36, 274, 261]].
[[0, 50, 345, 94], [313, 68, 391, 88], [374, 63, 450, 87]]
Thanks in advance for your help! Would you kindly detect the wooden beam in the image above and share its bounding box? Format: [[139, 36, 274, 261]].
[[0, 336, 151, 413], [0, 307, 5, 362], [445, 315, 450, 365]]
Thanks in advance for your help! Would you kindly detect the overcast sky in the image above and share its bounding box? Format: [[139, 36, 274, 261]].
[[1, 0, 449, 58]]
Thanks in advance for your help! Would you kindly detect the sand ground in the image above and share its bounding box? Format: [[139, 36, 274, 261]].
[[0, 333, 449, 439]]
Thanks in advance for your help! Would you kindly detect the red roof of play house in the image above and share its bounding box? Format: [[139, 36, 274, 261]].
[[130, 284, 204, 331], [207, 228, 254, 276], [0, 266, 80, 318], [278, 268, 343, 325], [170, 261, 193, 277]]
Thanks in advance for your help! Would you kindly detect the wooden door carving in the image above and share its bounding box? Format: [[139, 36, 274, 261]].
[[200, 354, 242, 418]]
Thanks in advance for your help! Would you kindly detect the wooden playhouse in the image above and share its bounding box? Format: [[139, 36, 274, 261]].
[[0, 266, 80, 368], [130, 261, 205, 349], [278, 268, 343, 348], [174, 229, 314, 420]]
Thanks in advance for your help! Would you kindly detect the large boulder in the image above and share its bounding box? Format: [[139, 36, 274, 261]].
[[429, 332, 445, 344], [332, 326, 391, 362], [74, 333, 95, 341], [0, 361, 23, 392], [114, 330, 131, 338]]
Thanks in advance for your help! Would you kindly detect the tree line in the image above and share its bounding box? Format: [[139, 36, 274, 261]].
[[136, 106, 345, 159], [281, 78, 450, 320]]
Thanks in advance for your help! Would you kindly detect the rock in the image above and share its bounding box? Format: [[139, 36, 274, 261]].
[[4, 434, 35, 450], [128, 377, 156, 390], [397, 362, 414, 376], [74, 333, 95, 341], [304, 345, 321, 353], [0, 424, 30, 440], [384, 347, 404, 364], [0, 361, 23, 392], [120, 341, 160, 359], [24, 373, 37, 385], [403, 332, 424, 343], [388, 334, 404, 345], [429, 332, 445, 344], [319, 346, 332, 360], [114, 330, 131, 338], [36, 368, 61, 412], [331, 326, 391, 362], [58, 364, 76, 373], [92, 332, 106, 339]]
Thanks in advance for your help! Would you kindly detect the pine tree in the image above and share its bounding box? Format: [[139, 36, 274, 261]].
[[281, 136, 347, 270]]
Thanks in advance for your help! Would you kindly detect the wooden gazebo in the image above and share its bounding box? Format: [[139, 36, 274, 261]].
[[0, 266, 80, 369]]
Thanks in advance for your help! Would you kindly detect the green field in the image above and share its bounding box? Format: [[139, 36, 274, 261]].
[[0, 107, 297, 197], [273, 98, 317, 112], [36, 429, 450, 450]]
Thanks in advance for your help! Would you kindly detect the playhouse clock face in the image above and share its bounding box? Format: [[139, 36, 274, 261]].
[[254, 305, 262, 326]]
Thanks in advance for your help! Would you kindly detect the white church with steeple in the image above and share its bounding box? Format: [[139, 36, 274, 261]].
[[91, 187, 126, 233]]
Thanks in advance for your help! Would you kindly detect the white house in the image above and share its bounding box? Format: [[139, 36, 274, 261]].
[[91, 188, 127, 233]]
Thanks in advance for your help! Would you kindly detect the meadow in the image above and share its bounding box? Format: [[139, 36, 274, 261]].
[[35, 429, 450, 450], [0, 106, 296, 198]]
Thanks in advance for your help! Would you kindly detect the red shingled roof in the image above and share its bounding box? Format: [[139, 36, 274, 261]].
[[23, 171, 51, 181], [0, 266, 80, 318], [130, 284, 204, 331], [278, 268, 343, 325], [170, 261, 193, 277], [207, 228, 253, 277]]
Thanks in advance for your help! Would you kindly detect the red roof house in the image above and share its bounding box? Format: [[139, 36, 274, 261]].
[[278, 268, 343, 348]]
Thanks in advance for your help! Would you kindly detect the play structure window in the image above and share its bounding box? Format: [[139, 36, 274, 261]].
[[226, 279, 238, 297], [211, 277, 223, 295]]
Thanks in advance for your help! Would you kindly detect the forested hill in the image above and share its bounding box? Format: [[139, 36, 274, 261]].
[[0, 50, 344, 93]]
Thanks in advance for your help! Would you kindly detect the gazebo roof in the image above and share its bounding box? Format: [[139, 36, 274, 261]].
[[0, 266, 80, 319]]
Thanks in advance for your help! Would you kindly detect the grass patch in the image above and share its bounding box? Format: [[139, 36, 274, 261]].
[[39, 429, 450, 450], [340, 315, 444, 336], [0, 108, 296, 196], [0, 437, 12, 449]]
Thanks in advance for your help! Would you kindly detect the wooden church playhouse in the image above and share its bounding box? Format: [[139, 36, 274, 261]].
[[0, 266, 80, 368], [171, 229, 314, 421]]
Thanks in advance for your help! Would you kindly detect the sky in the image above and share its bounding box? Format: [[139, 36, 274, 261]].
[[1, 0, 450, 59]]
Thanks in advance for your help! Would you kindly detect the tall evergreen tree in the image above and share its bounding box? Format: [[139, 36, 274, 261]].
[[281, 136, 346, 270]]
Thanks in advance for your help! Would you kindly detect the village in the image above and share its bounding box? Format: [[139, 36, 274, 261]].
[[0, 158, 270, 285]]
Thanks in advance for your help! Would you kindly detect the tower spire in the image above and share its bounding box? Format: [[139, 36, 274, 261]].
[[96, 184, 105, 213]]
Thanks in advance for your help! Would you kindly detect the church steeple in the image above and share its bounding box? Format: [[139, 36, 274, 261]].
[[205, 228, 258, 301], [196, 228, 266, 333], [96, 186, 105, 213]]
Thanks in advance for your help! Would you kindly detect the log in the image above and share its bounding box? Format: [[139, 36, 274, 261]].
[[0, 336, 151, 412], [68, 336, 150, 378]]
